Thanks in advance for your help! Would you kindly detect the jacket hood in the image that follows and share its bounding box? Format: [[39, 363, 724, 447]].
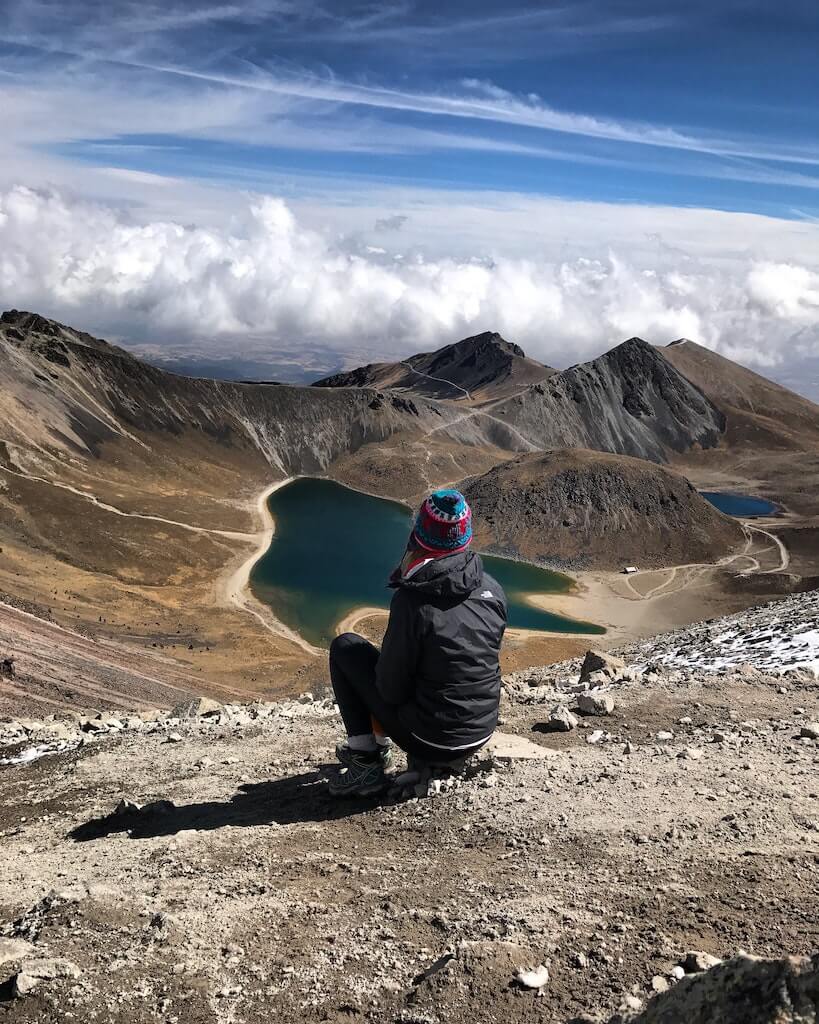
[[392, 548, 484, 599]]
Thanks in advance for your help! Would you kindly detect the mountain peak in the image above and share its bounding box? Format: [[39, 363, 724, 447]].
[[1, 308, 117, 356], [444, 330, 525, 359], [314, 330, 553, 401]]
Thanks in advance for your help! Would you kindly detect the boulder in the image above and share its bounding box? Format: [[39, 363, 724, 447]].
[[578, 690, 615, 716], [580, 649, 626, 682]]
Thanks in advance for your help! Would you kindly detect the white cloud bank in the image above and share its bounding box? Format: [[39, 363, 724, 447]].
[[1, 184, 818, 375]]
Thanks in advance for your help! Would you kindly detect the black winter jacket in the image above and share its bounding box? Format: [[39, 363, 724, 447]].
[[374, 549, 507, 750]]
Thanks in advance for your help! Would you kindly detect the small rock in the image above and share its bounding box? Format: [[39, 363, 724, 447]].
[[13, 958, 81, 997], [799, 723, 819, 740], [623, 741, 634, 755], [577, 690, 615, 716], [487, 733, 558, 761], [516, 965, 550, 990], [166, 733, 183, 744], [114, 798, 142, 816], [587, 730, 606, 745], [651, 975, 670, 993], [142, 800, 176, 815], [170, 697, 222, 719], [678, 747, 704, 761], [681, 950, 723, 973], [0, 938, 34, 967], [580, 649, 626, 682], [656, 731, 674, 742], [670, 965, 686, 981], [80, 719, 107, 733], [548, 705, 578, 732]]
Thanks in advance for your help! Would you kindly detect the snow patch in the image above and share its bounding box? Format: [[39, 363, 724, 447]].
[[0, 741, 78, 767]]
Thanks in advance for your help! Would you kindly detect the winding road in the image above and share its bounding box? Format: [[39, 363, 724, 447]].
[[621, 520, 792, 603]]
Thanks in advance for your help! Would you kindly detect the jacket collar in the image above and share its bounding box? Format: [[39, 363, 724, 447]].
[[391, 548, 483, 598]]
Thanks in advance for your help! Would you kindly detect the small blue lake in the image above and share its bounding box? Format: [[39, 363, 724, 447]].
[[250, 478, 604, 647], [701, 491, 779, 518]]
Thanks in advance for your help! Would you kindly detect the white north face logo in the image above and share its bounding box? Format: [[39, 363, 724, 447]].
[[480, 590, 494, 598]]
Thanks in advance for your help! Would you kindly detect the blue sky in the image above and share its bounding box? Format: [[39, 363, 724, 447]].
[[0, 1, 818, 392], [3, 0, 819, 213]]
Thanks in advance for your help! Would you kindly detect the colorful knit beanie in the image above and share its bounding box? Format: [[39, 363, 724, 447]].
[[411, 489, 473, 553]]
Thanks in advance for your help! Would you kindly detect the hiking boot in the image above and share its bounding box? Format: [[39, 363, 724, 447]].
[[335, 739, 394, 771], [328, 751, 389, 798]]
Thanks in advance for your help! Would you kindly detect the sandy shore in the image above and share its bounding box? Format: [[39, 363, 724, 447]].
[[528, 567, 740, 647], [336, 606, 388, 636], [220, 477, 321, 656]]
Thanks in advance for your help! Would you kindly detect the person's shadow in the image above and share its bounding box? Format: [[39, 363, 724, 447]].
[[69, 767, 381, 842]]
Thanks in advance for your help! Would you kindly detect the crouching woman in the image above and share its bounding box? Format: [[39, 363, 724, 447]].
[[328, 489, 507, 797]]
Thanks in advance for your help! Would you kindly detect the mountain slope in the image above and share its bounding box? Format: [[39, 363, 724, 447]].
[[313, 330, 555, 401], [480, 337, 726, 463], [462, 449, 744, 570], [0, 309, 452, 475], [0, 310, 470, 704], [662, 339, 819, 451]]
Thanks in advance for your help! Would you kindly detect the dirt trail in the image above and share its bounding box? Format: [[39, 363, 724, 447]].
[[620, 520, 792, 603], [0, 465, 253, 541], [399, 360, 472, 399]]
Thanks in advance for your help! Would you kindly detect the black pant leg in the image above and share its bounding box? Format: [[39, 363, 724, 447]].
[[329, 633, 380, 736], [330, 632, 420, 743]]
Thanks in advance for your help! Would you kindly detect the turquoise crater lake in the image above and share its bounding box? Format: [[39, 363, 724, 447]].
[[701, 491, 779, 518], [250, 478, 603, 647]]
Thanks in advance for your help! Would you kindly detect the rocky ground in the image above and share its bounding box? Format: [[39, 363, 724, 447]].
[[1, 592, 818, 1022]]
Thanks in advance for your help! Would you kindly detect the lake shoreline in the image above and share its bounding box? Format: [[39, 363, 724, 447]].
[[219, 476, 322, 656]]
